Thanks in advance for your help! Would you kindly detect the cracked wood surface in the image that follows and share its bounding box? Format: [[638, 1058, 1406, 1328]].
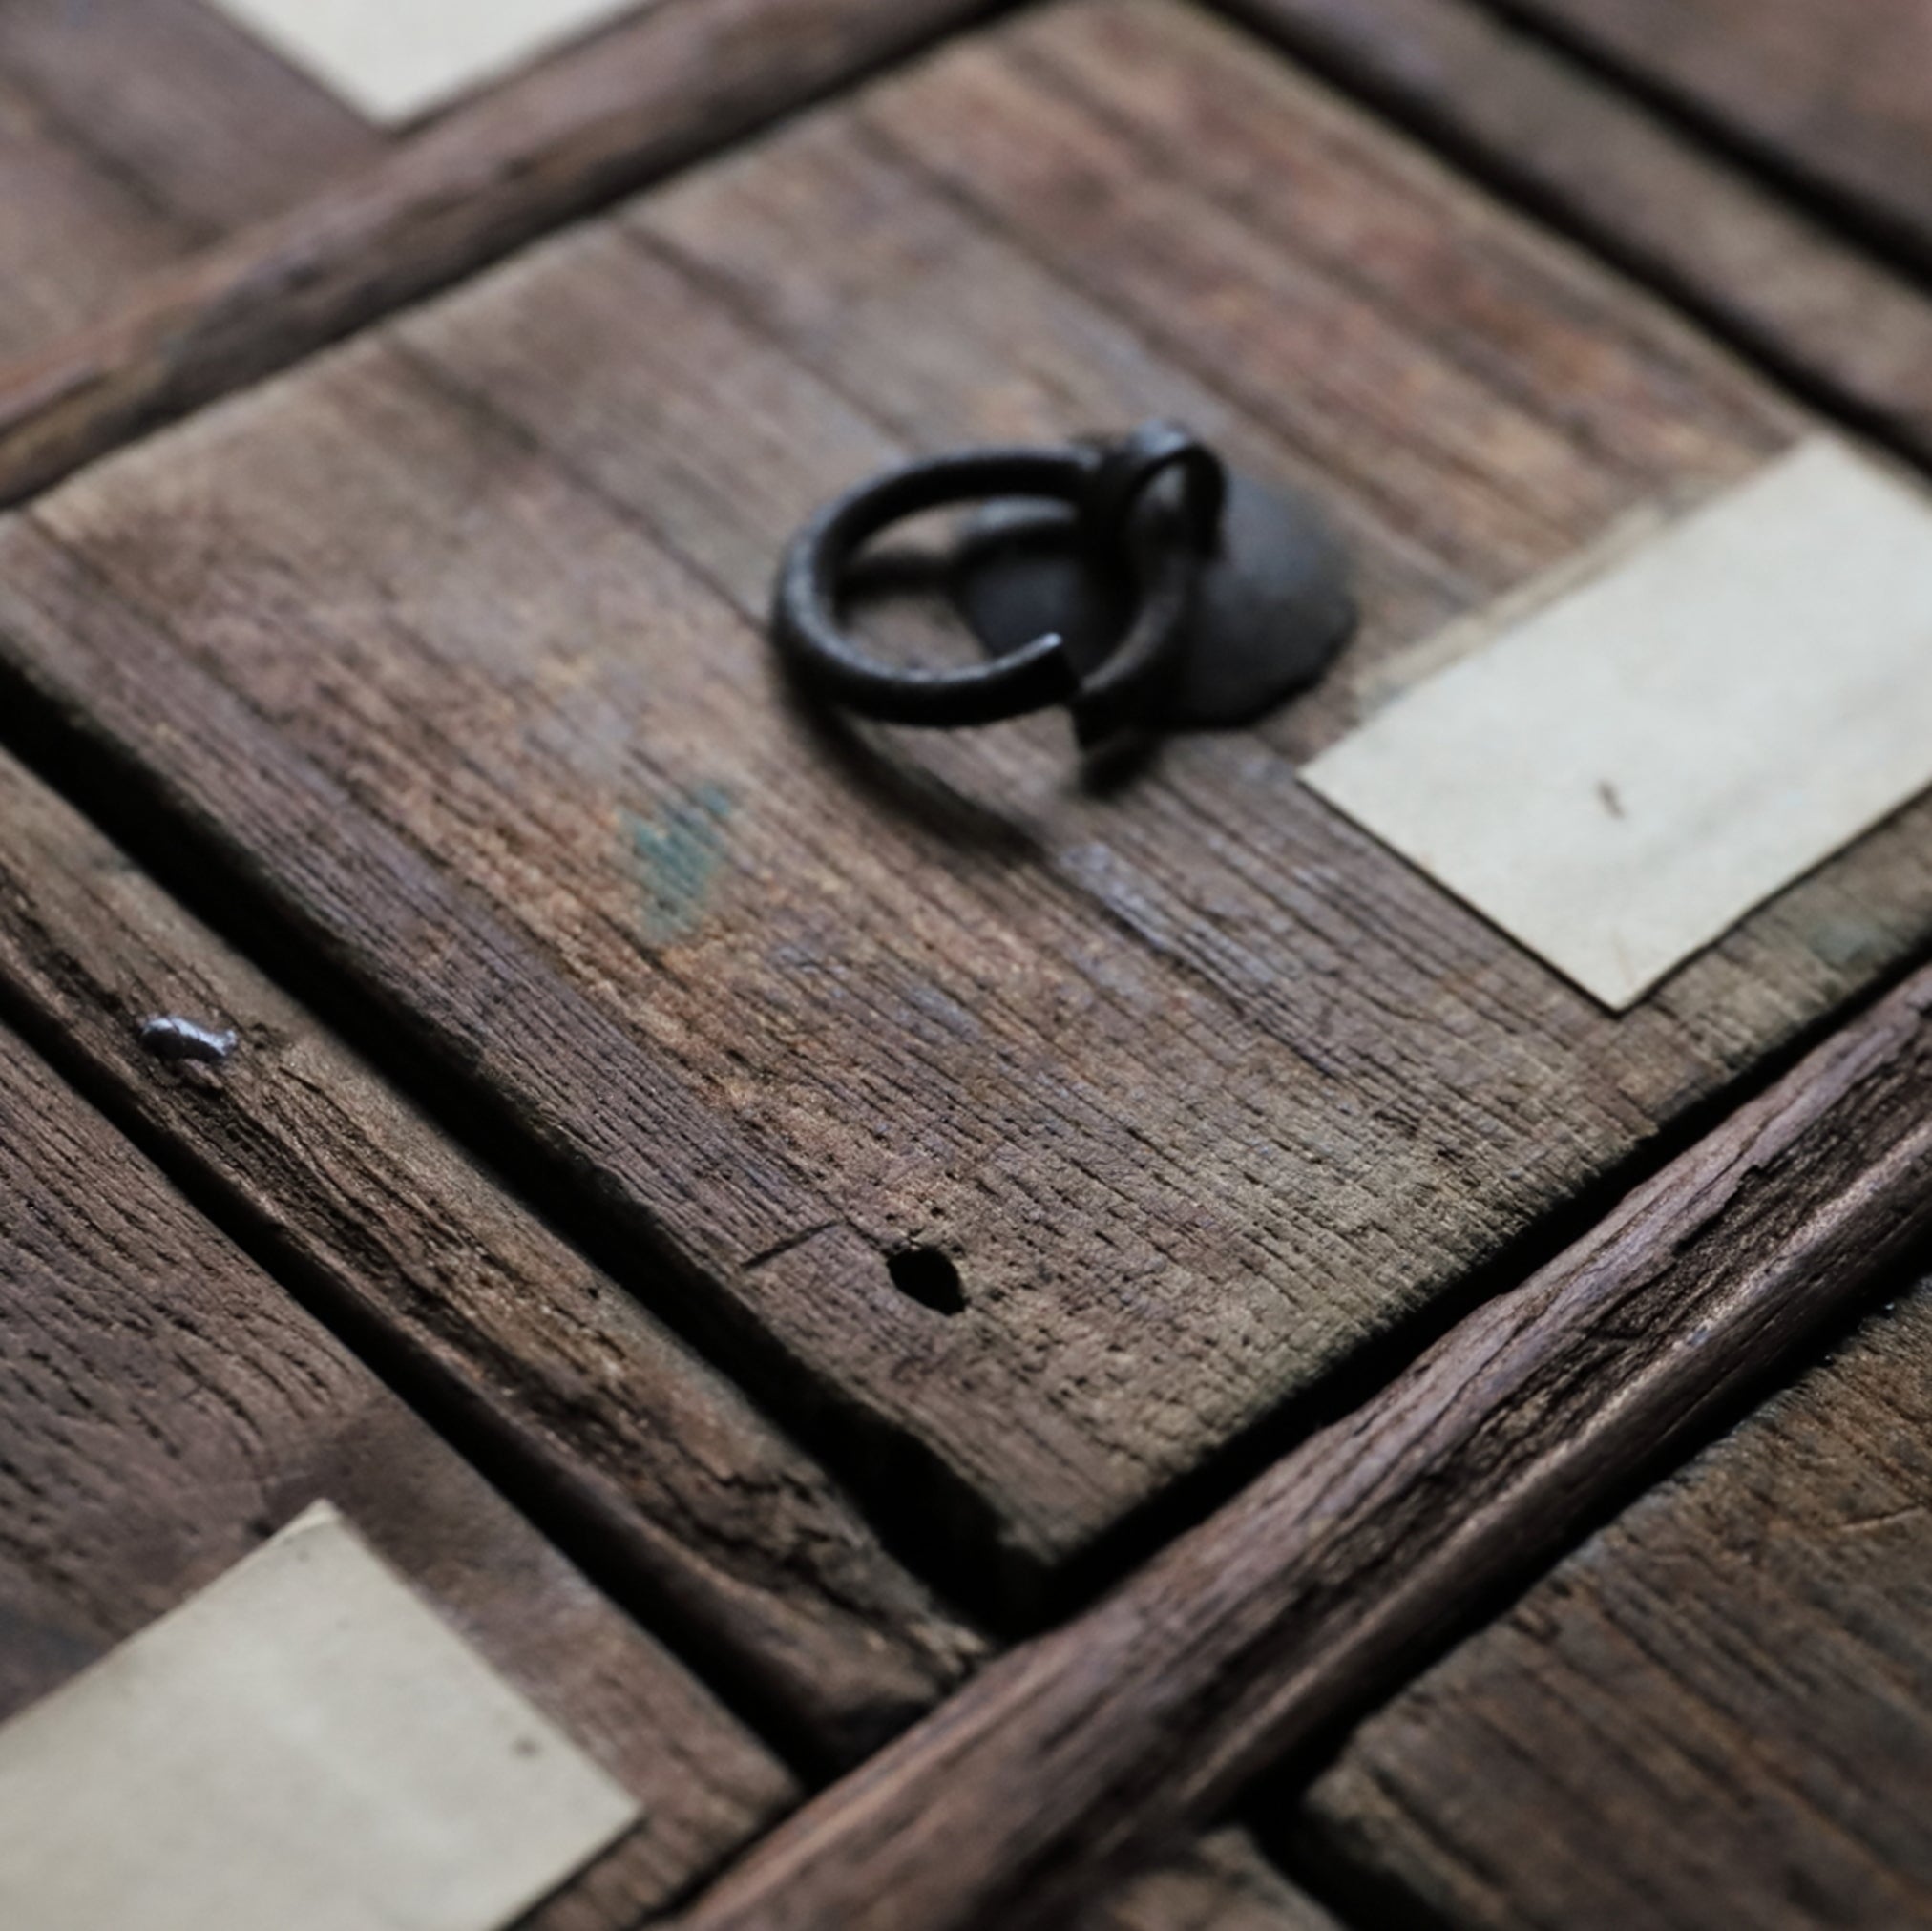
[[8, 0, 1932, 1607], [0, 1012, 795, 1928], [0, 0, 1003, 508], [0, 744, 980, 1766], [1297, 1270, 1932, 1930], [664, 943, 1932, 1931], [0, 734, 1315, 1929], [1224, 0, 1932, 458]]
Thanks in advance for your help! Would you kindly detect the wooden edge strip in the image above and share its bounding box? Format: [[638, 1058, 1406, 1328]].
[[1210, 0, 1932, 461], [1078, 1829, 1344, 1931], [668, 955, 1932, 1931], [0, 749, 985, 1772], [0, 0, 1002, 509]]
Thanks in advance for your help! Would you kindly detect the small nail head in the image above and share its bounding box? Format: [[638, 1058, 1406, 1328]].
[[138, 1015, 239, 1065]]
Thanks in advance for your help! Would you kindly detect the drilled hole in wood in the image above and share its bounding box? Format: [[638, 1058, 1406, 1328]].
[[887, 1246, 965, 1314]]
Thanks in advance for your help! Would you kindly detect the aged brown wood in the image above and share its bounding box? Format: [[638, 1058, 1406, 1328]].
[[1499, 0, 1932, 265], [7, 0, 1927, 1608], [1298, 1273, 1932, 1930], [0, 747, 1339, 1931], [1220, 0, 1932, 456], [1082, 1832, 1341, 1931], [665, 951, 1932, 1931], [0, 746, 981, 1763], [0, 571, 1322, 1930], [0, 0, 380, 364], [0, 0, 1005, 509], [0, 1015, 795, 1927]]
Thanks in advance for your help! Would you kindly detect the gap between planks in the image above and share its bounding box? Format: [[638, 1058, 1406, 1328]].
[[0, 656, 1324, 1931], [1213, 0, 1932, 469], [0, 0, 1016, 510], [0, 740, 988, 1774], [663, 945, 1932, 1931]]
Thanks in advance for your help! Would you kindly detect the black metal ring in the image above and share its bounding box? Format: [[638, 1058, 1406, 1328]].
[[770, 430, 1224, 734], [1082, 420, 1227, 555]]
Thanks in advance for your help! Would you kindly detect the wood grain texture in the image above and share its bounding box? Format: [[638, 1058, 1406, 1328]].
[[0, 665, 1326, 1931], [0, 0, 381, 365], [0, 746, 981, 1765], [0, 0, 1004, 508], [1221, 0, 1932, 457], [1502, 0, 1932, 263], [7, 0, 1928, 1606], [0, 1017, 794, 1928], [666, 950, 1932, 1931], [1081, 1831, 1342, 1931], [1298, 1272, 1932, 1930]]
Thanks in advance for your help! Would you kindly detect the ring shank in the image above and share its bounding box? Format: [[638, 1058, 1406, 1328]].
[[770, 432, 1218, 734], [772, 448, 1091, 728]]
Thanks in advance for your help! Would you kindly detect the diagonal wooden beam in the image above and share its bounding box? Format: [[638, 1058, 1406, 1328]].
[[670, 952, 1932, 1930], [0, 0, 1006, 509], [1211, 0, 1932, 463]]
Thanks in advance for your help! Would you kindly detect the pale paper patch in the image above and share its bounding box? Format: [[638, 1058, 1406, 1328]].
[[0, 1504, 640, 1931], [211, 0, 642, 122], [1304, 438, 1932, 1009]]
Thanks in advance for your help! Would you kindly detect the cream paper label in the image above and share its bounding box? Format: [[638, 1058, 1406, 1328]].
[[0, 1504, 639, 1931], [1305, 439, 1932, 1009], [213, 0, 642, 122]]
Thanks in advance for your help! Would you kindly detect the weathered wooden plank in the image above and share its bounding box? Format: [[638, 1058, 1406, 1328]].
[[1297, 1273, 1932, 1930], [1498, 0, 1932, 265], [0, 0, 380, 363], [0, 745, 981, 1764], [0, 1015, 795, 1927], [1081, 1831, 1342, 1931], [664, 948, 1932, 1931], [0, 0, 1005, 507], [0, 610, 1308, 1931], [1220, 0, 1932, 458], [5, 0, 1927, 1607]]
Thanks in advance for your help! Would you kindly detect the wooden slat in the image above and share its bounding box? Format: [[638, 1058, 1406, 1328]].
[[0, 633, 1317, 1931], [0, 1015, 794, 1927], [1500, 0, 1932, 263], [1297, 1274, 1932, 1930], [0, 0, 378, 364], [1081, 1832, 1342, 1931], [663, 947, 1932, 1931], [0, 745, 981, 1763], [0, 611, 1329, 1929], [0, 0, 1003, 507], [1221, 0, 1932, 459], [6, 0, 1928, 1608]]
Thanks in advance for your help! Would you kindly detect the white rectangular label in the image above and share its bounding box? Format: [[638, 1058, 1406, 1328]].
[[1304, 439, 1932, 1009], [0, 1504, 640, 1931], [213, 0, 643, 122]]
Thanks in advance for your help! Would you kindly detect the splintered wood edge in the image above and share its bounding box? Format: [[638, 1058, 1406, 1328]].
[[0, 0, 1001, 509], [667, 954, 1932, 1931], [1214, 0, 1932, 458]]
